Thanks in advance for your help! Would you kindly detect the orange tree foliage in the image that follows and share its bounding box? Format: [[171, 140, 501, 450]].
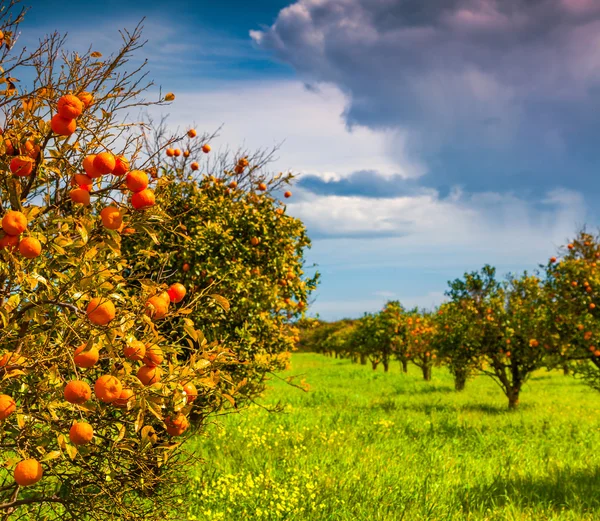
[[544, 231, 600, 390], [121, 131, 319, 402], [0, 10, 251, 520], [404, 309, 437, 381]]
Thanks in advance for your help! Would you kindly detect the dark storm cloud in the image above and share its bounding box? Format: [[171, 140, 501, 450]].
[[251, 0, 600, 198]]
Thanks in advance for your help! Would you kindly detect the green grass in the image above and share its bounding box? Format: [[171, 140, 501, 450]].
[[185, 354, 600, 521]]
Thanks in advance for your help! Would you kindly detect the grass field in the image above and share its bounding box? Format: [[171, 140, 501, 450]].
[[186, 353, 600, 521]]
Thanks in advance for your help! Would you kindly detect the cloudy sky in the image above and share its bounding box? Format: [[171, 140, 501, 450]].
[[21, 0, 599, 319]]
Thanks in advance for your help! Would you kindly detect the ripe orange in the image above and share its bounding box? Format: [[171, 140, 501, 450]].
[[0, 234, 19, 251], [284, 191, 292, 198], [14, 459, 43, 487], [126, 170, 148, 192], [121, 227, 135, 235], [94, 375, 123, 403], [190, 162, 199, 171], [590, 303, 596, 310], [568, 244, 574, 250], [183, 150, 190, 158], [83, 154, 103, 178], [202, 144, 211, 153], [18, 237, 42, 259], [112, 155, 130, 176], [77, 91, 94, 108], [250, 237, 260, 246], [182, 263, 190, 272], [124, 340, 146, 361], [64, 380, 92, 404], [10, 156, 34, 176], [51, 114, 76, 136], [258, 182, 267, 191], [166, 148, 174, 157], [165, 413, 189, 436], [93, 152, 116, 175], [187, 129, 197, 138], [145, 296, 169, 320], [74, 173, 93, 187], [275, 208, 284, 215], [74, 343, 100, 368], [2, 210, 27, 236], [86, 297, 116, 326], [550, 257, 557, 263], [57, 94, 83, 119], [234, 165, 244, 174], [0, 394, 16, 420], [229, 181, 238, 189], [100, 206, 123, 230], [182, 382, 197, 403], [143, 344, 164, 367], [137, 365, 162, 385], [22, 139, 40, 159], [113, 388, 134, 408], [167, 283, 186, 303], [131, 189, 155, 210], [70, 188, 91, 205], [69, 422, 94, 445], [174, 149, 181, 157]]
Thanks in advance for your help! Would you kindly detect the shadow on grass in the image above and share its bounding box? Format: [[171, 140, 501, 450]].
[[392, 384, 455, 396], [459, 466, 600, 514]]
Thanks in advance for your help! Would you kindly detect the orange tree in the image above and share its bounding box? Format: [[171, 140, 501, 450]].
[[349, 313, 383, 370], [544, 231, 600, 389], [372, 301, 409, 372], [0, 10, 240, 520], [119, 117, 319, 404], [435, 265, 504, 391], [404, 308, 437, 381]]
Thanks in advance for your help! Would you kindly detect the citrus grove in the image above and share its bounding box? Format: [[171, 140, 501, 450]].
[[300, 230, 600, 409], [0, 6, 315, 520]]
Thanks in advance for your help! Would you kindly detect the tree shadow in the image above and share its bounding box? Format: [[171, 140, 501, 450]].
[[392, 384, 454, 395], [459, 466, 600, 514], [460, 403, 526, 415]]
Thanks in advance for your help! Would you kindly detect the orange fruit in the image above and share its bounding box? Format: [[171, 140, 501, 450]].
[[182, 263, 190, 272], [131, 189, 155, 210], [0, 353, 27, 367], [126, 170, 148, 192], [122, 340, 145, 362], [83, 154, 103, 178], [2, 211, 27, 236], [86, 297, 116, 326], [182, 382, 197, 403], [64, 380, 92, 404], [250, 237, 260, 246], [73, 173, 93, 187], [100, 206, 123, 230], [4, 137, 14, 155], [94, 375, 123, 403], [74, 343, 100, 368], [57, 94, 83, 119], [10, 156, 34, 176], [284, 191, 292, 198], [568, 244, 574, 250], [275, 208, 284, 216], [202, 144, 211, 153], [18, 237, 41, 259], [165, 413, 189, 436], [187, 129, 197, 138], [174, 149, 181, 157], [145, 295, 169, 320], [77, 91, 94, 108], [550, 257, 557, 263], [93, 152, 116, 175], [229, 181, 238, 189], [112, 155, 129, 176], [190, 162, 199, 171], [0, 234, 19, 251], [167, 283, 186, 303], [14, 459, 43, 487], [183, 150, 190, 158], [258, 182, 267, 191], [69, 421, 94, 445], [166, 148, 174, 157], [113, 388, 134, 408], [70, 188, 91, 205], [51, 114, 76, 136], [137, 365, 162, 385], [142, 344, 164, 367], [0, 394, 16, 420], [22, 139, 40, 159]]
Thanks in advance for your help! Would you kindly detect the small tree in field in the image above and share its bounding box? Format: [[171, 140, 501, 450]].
[[404, 309, 437, 381], [0, 8, 238, 519], [350, 313, 381, 370], [375, 301, 409, 373]]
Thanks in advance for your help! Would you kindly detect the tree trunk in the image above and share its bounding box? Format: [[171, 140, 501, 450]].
[[454, 369, 467, 391], [371, 361, 379, 371], [383, 359, 390, 372], [360, 353, 367, 365], [508, 390, 520, 409], [401, 359, 408, 373], [422, 365, 431, 381], [563, 364, 570, 376]]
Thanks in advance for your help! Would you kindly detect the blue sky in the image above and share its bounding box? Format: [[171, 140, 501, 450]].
[[20, 0, 600, 319]]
